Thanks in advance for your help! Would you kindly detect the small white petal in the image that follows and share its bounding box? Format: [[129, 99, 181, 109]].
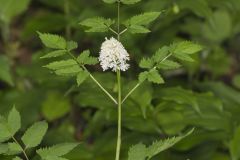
[[99, 37, 130, 72]]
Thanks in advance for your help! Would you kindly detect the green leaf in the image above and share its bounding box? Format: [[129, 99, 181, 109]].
[[66, 41, 78, 51], [202, 10, 231, 43], [0, 0, 30, 23], [80, 17, 115, 32], [139, 58, 154, 69], [12, 157, 22, 160], [153, 46, 169, 63], [128, 143, 147, 160], [77, 50, 98, 65], [138, 71, 149, 83], [102, 0, 117, 4], [40, 50, 67, 59], [147, 69, 164, 84], [173, 52, 194, 62], [37, 143, 79, 159], [38, 32, 67, 49], [146, 129, 194, 159], [173, 41, 203, 55], [125, 12, 161, 26], [0, 55, 13, 86], [77, 70, 89, 86], [44, 60, 77, 70], [157, 60, 181, 70], [22, 121, 48, 149], [128, 25, 150, 34], [121, 0, 142, 5], [8, 107, 21, 136], [0, 117, 11, 143], [0, 144, 8, 154], [42, 92, 71, 121], [230, 126, 240, 160], [128, 129, 193, 160], [55, 65, 82, 76], [6, 142, 22, 155]]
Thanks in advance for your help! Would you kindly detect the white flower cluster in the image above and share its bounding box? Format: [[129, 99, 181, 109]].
[[99, 37, 130, 72]]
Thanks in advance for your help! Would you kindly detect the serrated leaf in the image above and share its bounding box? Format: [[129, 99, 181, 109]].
[[128, 143, 147, 160], [6, 142, 22, 155], [38, 32, 67, 49], [55, 65, 82, 76], [0, 144, 8, 154], [146, 129, 194, 159], [129, 25, 150, 34], [139, 58, 154, 69], [8, 107, 21, 136], [147, 69, 164, 84], [22, 121, 48, 149], [66, 41, 78, 51], [125, 12, 161, 26], [128, 129, 193, 160], [0, 117, 12, 143], [44, 60, 77, 70], [173, 52, 194, 62], [77, 50, 98, 65], [172, 41, 202, 55], [102, 0, 117, 4], [157, 60, 181, 70], [37, 143, 79, 159], [77, 70, 89, 86], [153, 46, 169, 63], [41, 50, 67, 59], [138, 71, 149, 83], [121, 0, 141, 4], [80, 17, 115, 32]]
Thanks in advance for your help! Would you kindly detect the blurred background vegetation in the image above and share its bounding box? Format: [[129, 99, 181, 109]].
[[1, 0, 240, 159]]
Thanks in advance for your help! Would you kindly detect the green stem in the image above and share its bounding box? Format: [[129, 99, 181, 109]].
[[115, 69, 122, 160], [115, 1, 122, 160], [64, 0, 71, 39], [122, 82, 141, 104], [67, 51, 118, 104], [12, 136, 30, 160], [117, 0, 120, 40], [122, 53, 173, 103]]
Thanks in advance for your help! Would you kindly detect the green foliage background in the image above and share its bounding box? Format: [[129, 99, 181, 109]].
[[1, 0, 240, 159]]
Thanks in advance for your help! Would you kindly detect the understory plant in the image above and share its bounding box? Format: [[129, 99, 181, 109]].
[[36, 0, 202, 159], [0, 107, 78, 160]]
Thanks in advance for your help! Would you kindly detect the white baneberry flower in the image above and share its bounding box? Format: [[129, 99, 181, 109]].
[[99, 37, 130, 72]]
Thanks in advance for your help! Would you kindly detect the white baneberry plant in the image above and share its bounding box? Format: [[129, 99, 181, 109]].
[[37, 0, 202, 160], [0, 107, 78, 160]]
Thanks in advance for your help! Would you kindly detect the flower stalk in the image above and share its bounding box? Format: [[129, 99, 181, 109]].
[[115, 1, 122, 160]]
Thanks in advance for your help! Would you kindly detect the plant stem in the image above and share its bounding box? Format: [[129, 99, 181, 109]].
[[109, 27, 119, 35], [12, 136, 30, 160], [67, 51, 118, 104], [122, 82, 141, 103], [122, 53, 173, 103], [115, 1, 122, 160], [64, 0, 71, 39], [117, 0, 120, 40], [115, 69, 122, 160]]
